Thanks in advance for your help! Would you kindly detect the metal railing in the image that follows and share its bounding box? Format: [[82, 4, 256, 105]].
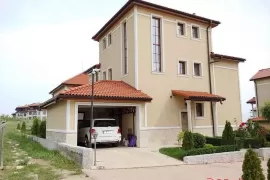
[[0, 120, 6, 170]]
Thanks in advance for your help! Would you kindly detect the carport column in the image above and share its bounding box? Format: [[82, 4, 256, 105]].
[[212, 102, 218, 136], [186, 100, 192, 132]]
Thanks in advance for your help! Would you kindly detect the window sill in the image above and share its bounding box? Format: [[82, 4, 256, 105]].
[[195, 117, 205, 120], [176, 34, 187, 39], [121, 74, 128, 78], [151, 72, 165, 75], [191, 37, 202, 41], [193, 75, 203, 79], [177, 74, 189, 78]]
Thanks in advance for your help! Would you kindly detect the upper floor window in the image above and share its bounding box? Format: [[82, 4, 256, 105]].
[[177, 22, 186, 36], [193, 62, 202, 76], [108, 68, 112, 80], [122, 21, 128, 75], [108, 33, 112, 46], [192, 25, 200, 39], [195, 103, 204, 117], [103, 71, 107, 80], [96, 72, 99, 82], [103, 38, 107, 50], [152, 17, 162, 72], [178, 61, 187, 75]]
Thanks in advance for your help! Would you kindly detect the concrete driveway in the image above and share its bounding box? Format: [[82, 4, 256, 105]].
[[93, 147, 183, 169]]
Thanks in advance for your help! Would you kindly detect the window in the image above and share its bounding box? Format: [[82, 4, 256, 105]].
[[103, 38, 107, 50], [192, 26, 199, 39], [195, 103, 204, 117], [178, 61, 187, 75], [96, 72, 99, 82], [108, 68, 112, 80], [177, 23, 185, 36], [103, 71, 107, 80], [108, 33, 112, 46], [152, 17, 162, 72], [122, 22, 128, 75], [42, 111, 46, 115], [193, 63, 202, 76]]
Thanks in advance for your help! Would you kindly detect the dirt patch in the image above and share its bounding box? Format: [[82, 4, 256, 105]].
[[29, 158, 50, 166]]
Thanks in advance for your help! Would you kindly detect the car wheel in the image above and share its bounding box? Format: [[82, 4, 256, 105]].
[[84, 135, 89, 148], [112, 142, 120, 147]]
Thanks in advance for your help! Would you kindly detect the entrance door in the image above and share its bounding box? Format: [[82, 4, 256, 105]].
[[181, 112, 188, 131]]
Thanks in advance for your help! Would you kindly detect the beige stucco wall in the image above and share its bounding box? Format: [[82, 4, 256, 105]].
[[46, 100, 66, 130], [255, 78, 270, 112], [69, 100, 75, 130], [99, 9, 135, 87], [214, 60, 242, 125]]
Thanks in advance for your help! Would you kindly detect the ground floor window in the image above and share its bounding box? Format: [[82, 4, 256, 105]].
[[195, 103, 204, 117]]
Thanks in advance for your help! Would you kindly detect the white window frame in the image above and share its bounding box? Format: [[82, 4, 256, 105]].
[[108, 33, 112, 47], [151, 13, 165, 74], [193, 61, 203, 77], [176, 21, 187, 38], [195, 102, 205, 119], [121, 20, 128, 77], [177, 59, 188, 77], [107, 68, 112, 80], [102, 37, 107, 51], [103, 71, 107, 80], [191, 24, 201, 40]]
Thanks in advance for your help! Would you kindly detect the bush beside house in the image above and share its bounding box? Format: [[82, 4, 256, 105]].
[[39, 121, 46, 138], [182, 131, 194, 150], [193, 133, 206, 148], [21, 122, 26, 133], [31, 118, 40, 136], [222, 121, 235, 145]]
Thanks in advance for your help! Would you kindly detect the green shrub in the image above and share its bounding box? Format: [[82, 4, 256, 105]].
[[182, 131, 194, 150], [206, 137, 222, 146], [234, 128, 251, 138], [222, 121, 235, 145], [204, 144, 214, 148], [193, 133, 206, 148], [31, 118, 40, 136], [265, 142, 270, 147], [242, 149, 265, 180], [267, 158, 270, 180], [177, 131, 185, 144], [17, 123, 21, 130], [244, 138, 264, 149], [261, 101, 270, 121], [39, 121, 46, 138], [186, 145, 240, 156], [21, 122, 26, 133]]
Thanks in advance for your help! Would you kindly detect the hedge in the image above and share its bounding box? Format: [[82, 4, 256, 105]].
[[206, 137, 222, 146], [243, 138, 264, 149], [186, 145, 240, 156]]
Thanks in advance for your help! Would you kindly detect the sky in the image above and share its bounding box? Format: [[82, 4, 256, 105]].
[[0, 0, 269, 121]]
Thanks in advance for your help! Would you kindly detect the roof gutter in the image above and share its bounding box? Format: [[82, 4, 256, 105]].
[[206, 20, 216, 136]]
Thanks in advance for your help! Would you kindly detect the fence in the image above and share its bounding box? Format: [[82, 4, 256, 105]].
[[0, 120, 6, 169]]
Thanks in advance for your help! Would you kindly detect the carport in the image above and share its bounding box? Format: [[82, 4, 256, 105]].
[[41, 80, 152, 148]]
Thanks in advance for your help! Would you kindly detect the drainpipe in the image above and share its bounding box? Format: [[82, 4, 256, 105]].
[[206, 20, 215, 136]]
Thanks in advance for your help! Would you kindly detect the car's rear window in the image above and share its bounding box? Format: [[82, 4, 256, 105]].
[[94, 120, 117, 127]]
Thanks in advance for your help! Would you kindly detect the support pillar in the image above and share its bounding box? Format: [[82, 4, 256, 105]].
[[212, 102, 218, 136], [186, 100, 192, 132]]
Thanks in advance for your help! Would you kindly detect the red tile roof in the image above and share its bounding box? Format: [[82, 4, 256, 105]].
[[250, 68, 270, 81], [210, 52, 246, 62], [246, 97, 256, 104], [60, 80, 152, 101], [172, 90, 226, 101], [250, 116, 265, 121], [63, 73, 89, 85]]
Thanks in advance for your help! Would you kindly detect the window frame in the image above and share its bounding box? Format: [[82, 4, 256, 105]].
[[151, 14, 164, 74], [195, 102, 205, 119], [193, 62, 203, 77], [95, 72, 99, 82], [177, 60, 188, 76], [191, 24, 201, 40], [176, 21, 187, 37], [122, 20, 128, 76], [103, 71, 107, 80], [102, 37, 107, 51], [108, 68, 112, 80], [108, 33, 112, 46]]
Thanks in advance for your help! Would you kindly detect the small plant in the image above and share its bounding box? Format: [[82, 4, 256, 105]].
[[268, 158, 270, 180], [193, 133, 206, 148], [182, 131, 194, 150], [31, 117, 40, 136], [177, 131, 185, 144], [21, 122, 26, 133], [204, 144, 214, 148], [17, 123, 21, 130], [242, 149, 265, 180], [222, 120, 235, 145], [39, 120, 46, 138]]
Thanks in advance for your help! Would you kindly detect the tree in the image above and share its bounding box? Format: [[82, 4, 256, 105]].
[[31, 118, 40, 136], [242, 149, 265, 180], [182, 131, 194, 150], [222, 120, 235, 145], [261, 101, 270, 121], [21, 122, 26, 133], [267, 158, 270, 180], [17, 123, 21, 130], [39, 121, 46, 138]]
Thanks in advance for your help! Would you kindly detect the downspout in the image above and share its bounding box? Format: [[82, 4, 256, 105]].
[[206, 20, 215, 136]]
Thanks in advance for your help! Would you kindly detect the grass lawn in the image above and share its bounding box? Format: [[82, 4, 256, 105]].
[[159, 147, 187, 160], [0, 120, 82, 180]]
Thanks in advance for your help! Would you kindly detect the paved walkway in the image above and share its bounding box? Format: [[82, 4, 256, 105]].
[[94, 147, 183, 169], [84, 161, 268, 180]]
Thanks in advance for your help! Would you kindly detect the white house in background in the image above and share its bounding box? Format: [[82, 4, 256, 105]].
[[14, 103, 47, 120]]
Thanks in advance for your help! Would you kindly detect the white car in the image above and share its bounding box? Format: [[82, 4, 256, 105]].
[[78, 118, 121, 147]]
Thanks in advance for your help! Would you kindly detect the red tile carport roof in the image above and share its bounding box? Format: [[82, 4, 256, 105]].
[[61, 80, 152, 101], [172, 90, 226, 101], [246, 97, 256, 104], [250, 116, 265, 121], [250, 68, 270, 81]]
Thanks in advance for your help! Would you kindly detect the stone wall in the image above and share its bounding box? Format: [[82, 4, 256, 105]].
[[27, 135, 93, 169]]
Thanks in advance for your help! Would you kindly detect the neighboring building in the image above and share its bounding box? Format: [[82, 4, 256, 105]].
[[248, 68, 270, 126], [41, 0, 245, 147], [14, 103, 47, 120], [246, 97, 257, 118]]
